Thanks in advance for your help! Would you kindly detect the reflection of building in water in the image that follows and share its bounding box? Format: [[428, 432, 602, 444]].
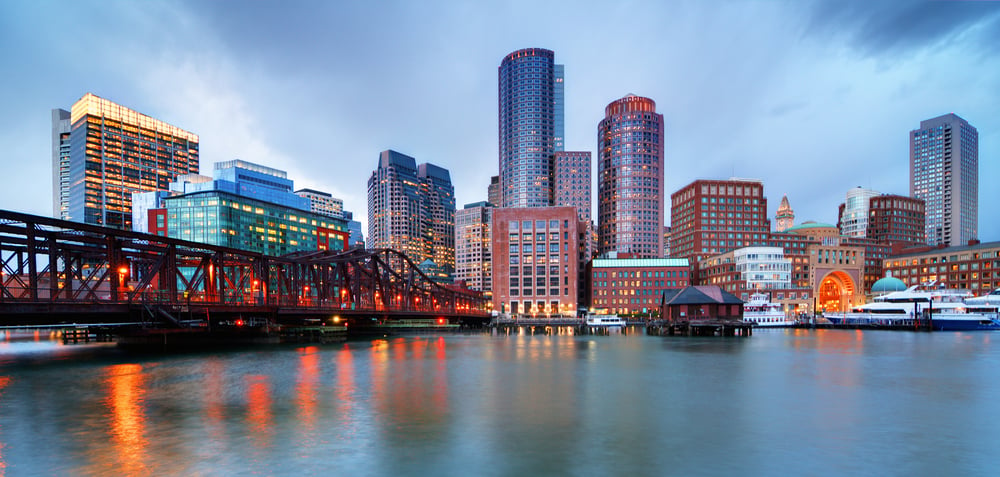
[[104, 364, 148, 476]]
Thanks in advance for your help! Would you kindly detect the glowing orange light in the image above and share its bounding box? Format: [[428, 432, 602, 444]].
[[437, 318, 445, 325], [235, 319, 245, 327], [118, 266, 129, 275]]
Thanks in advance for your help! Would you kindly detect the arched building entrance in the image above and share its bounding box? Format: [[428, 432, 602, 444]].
[[818, 271, 856, 313]]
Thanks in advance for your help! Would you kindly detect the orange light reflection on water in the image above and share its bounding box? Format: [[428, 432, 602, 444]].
[[103, 363, 149, 477], [202, 359, 226, 443], [245, 375, 273, 449], [295, 346, 320, 433]]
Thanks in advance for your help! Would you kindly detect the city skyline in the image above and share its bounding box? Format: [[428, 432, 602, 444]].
[[2, 2, 999, 240]]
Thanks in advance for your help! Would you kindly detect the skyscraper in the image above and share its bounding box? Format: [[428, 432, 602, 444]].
[[597, 95, 664, 258], [53, 93, 199, 230], [837, 187, 880, 238], [51, 109, 71, 220], [455, 201, 493, 293], [498, 48, 563, 208], [910, 113, 978, 247], [367, 150, 455, 276], [553, 151, 592, 223], [419, 163, 456, 276]]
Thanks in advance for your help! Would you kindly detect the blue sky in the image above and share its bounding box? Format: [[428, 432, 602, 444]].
[[1, 0, 998, 240]]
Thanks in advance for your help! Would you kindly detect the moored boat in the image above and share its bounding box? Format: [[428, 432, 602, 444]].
[[742, 292, 796, 327], [824, 283, 1000, 331], [584, 314, 626, 328]]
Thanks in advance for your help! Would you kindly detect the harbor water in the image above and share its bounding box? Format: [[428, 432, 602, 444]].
[[1, 328, 998, 476]]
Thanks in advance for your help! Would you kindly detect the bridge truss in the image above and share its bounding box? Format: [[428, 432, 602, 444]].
[[0, 210, 488, 327]]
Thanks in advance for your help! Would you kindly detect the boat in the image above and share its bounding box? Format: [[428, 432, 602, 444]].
[[584, 314, 626, 328], [965, 288, 1000, 313], [742, 292, 796, 327], [824, 283, 1000, 331]]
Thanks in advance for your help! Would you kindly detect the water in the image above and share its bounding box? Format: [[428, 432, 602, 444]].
[[1, 328, 998, 476]]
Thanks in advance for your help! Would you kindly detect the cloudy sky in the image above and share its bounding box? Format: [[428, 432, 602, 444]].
[[1, 0, 998, 240]]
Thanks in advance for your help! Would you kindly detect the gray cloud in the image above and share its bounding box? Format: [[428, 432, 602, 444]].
[[804, 0, 1000, 56]]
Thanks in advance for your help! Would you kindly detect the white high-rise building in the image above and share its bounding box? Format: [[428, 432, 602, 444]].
[[838, 187, 880, 238]]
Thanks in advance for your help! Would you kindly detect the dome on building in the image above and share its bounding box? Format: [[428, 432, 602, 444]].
[[871, 276, 907, 294], [783, 221, 838, 234]]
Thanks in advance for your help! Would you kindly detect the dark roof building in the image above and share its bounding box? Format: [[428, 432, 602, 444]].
[[658, 285, 744, 322]]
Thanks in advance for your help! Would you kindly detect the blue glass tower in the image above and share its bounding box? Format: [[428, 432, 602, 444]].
[[498, 48, 564, 208]]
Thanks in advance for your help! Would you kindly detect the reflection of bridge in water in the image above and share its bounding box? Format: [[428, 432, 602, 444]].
[[0, 210, 489, 341]]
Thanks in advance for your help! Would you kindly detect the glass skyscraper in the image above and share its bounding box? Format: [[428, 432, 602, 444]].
[[367, 150, 455, 277], [498, 48, 564, 208], [910, 113, 978, 247], [54, 93, 199, 230], [597, 95, 664, 258]]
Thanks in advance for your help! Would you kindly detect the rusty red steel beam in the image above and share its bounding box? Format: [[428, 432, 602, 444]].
[[0, 209, 488, 316]]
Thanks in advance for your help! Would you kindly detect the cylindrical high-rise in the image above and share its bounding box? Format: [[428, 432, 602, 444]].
[[597, 95, 664, 258], [498, 48, 562, 208]]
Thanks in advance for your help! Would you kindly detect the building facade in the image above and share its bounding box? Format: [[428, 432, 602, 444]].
[[837, 186, 880, 238], [783, 222, 865, 313], [498, 48, 563, 208], [669, 178, 770, 265], [134, 160, 348, 255], [699, 246, 811, 314], [455, 202, 493, 294], [491, 207, 585, 316], [295, 188, 344, 219], [553, 151, 592, 223], [51, 109, 72, 220], [367, 150, 455, 275], [164, 192, 347, 255], [597, 95, 664, 258], [343, 211, 364, 248], [368, 150, 425, 261], [910, 113, 978, 247], [419, 163, 457, 276], [586, 258, 689, 316], [883, 240, 1000, 293], [55, 93, 199, 230], [867, 194, 926, 249], [487, 175, 501, 208]]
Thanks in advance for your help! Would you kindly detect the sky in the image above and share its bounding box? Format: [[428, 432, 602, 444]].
[[1, 0, 998, 240]]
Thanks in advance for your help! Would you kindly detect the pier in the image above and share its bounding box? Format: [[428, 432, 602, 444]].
[[646, 320, 754, 337]]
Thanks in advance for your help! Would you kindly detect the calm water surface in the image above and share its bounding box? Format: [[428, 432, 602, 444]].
[[0, 328, 998, 476]]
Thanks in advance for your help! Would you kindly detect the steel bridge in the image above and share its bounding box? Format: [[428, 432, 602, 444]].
[[0, 210, 489, 331]]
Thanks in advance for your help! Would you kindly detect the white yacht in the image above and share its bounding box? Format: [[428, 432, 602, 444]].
[[742, 292, 796, 327], [825, 283, 1000, 331]]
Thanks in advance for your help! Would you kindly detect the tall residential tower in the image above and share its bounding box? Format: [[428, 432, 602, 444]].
[[53, 93, 199, 230], [597, 95, 664, 258], [367, 150, 455, 277], [910, 114, 978, 247], [498, 48, 563, 208]]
